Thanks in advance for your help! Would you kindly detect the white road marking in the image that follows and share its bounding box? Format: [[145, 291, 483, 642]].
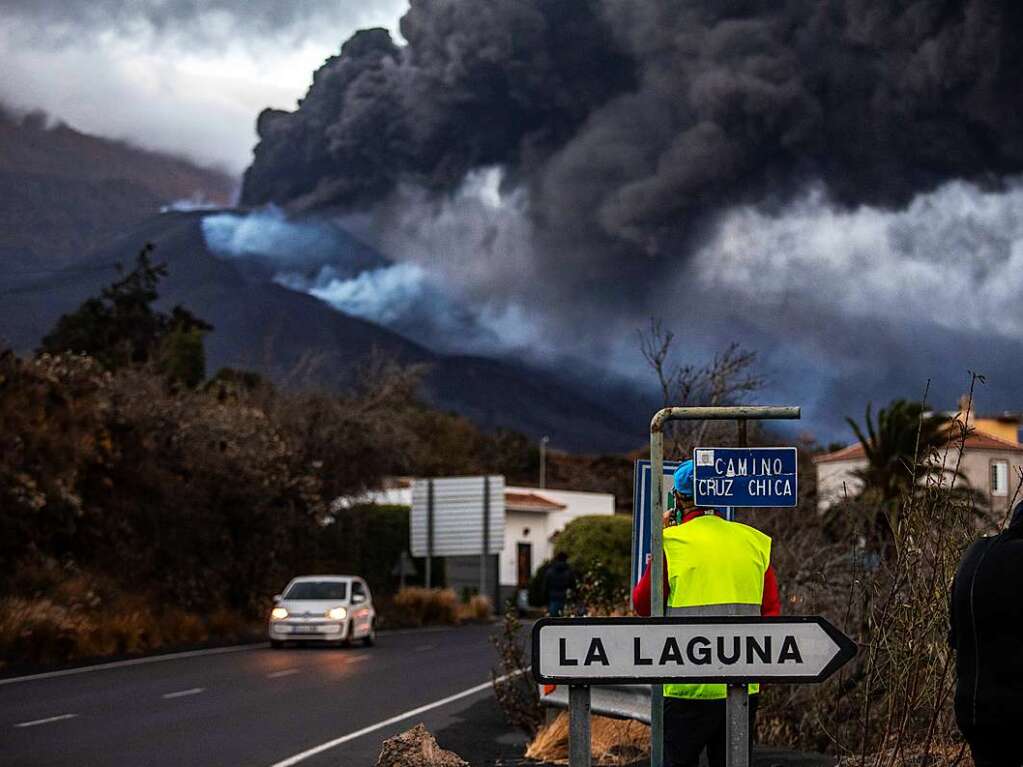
[[14, 713, 78, 728], [161, 687, 204, 699], [346, 655, 369, 663], [0, 643, 261, 686], [267, 669, 300, 679], [266, 672, 521, 767]]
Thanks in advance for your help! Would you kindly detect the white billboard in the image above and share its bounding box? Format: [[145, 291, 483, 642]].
[[410, 476, 505, 557]]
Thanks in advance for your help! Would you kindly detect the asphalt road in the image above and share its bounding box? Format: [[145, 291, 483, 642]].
[[0, 624, 514, 767]]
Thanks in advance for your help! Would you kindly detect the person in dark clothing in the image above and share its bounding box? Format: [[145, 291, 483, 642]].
[[950, 501, 1023, 767], [544, 552, 575, 617]]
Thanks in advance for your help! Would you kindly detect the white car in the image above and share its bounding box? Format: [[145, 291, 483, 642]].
[[268, 575, 376, 648]]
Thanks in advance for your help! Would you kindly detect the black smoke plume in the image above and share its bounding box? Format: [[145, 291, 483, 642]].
[[243, 0, 1023, 293]]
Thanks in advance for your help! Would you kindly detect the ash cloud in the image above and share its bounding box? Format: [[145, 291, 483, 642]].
[[239, 0, 1023, 438], [243, 0, 1023, 300]]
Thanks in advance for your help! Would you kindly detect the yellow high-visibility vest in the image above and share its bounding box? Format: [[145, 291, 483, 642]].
[[663, 513, 772, 700]]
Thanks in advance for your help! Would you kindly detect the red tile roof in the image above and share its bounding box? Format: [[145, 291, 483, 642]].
[[814, 429, 1023, 464], [505, 491, 566, 512]]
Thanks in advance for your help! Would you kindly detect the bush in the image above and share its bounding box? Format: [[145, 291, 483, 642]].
[[553, 515, 632, 606], [0, 565, 259, 671], [391, 587, 460, 627], [458, 595, 493, 623], [324, 504, 409, 595]]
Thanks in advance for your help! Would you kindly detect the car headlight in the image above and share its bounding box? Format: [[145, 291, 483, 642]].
[[326, 606, 347, 621], [270, 607, 288, 621]]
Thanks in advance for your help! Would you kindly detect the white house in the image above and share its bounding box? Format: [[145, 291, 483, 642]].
[[499, 486, 615, 603], [343, 478, 615, 603], [815, 398, 1023, 520]]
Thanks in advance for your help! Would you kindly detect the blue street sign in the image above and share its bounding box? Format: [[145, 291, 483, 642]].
[[631, 460, 680, 592], [692, 447, 798, 507]]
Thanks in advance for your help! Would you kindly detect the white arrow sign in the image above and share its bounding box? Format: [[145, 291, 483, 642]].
[[532, 617, 856, 685]]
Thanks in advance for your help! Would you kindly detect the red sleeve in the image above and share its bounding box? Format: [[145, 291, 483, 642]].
[[632, 559, 652, 616], [632, 556, 669, 617], [761, 565, 781, 616]]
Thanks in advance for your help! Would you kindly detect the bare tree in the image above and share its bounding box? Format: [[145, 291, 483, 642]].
[[638, 318, 765, 456]]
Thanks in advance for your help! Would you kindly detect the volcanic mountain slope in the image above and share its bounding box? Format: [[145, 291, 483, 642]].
[[1, 210, 642, 452], [0, 106, 235, 271]]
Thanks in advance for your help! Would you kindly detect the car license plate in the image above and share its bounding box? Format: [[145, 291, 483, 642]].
[[294, 625, 320, 633]]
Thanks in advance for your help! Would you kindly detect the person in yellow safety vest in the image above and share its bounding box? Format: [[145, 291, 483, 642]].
[[632, 459, 780, 767]]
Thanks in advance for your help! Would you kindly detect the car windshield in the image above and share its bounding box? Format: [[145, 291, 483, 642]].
[[283, 581, 348, 600]]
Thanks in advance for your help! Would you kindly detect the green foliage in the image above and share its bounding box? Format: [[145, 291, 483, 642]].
[[0, 350, 421, 615], [325, 504, 409, 595], [846, 399, 950, 503], [553, 515, 632, 601], [39, 243, 212, 386], [156, 326, 207, 388]]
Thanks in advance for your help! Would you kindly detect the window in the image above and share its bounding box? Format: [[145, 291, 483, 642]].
[[283, 581, 348, 600], [991, 461, 1008, 496]]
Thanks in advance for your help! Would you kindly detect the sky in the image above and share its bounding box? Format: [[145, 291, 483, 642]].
[[0, 0, 408, 172]]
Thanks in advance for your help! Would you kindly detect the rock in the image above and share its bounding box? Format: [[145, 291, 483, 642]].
[[375, 723, 469, 767]]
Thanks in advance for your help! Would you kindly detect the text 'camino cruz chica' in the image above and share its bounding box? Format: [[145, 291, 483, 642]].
[[694, 449, 796, 500]]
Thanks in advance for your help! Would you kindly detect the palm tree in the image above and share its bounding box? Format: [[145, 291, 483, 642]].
[[842, 399, 962, 550], [846, 400, 950, 504]]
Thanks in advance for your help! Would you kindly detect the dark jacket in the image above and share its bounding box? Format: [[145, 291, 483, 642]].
[[950, 504, 1023, 732], [544, 560, 575, 601]]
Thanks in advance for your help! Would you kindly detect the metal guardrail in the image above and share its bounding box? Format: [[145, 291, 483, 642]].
[[540, 684, 652, 725]]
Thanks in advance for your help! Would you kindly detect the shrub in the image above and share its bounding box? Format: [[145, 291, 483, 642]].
[[458, 595, 493, 623], [391, 587, 460, 627], [554, 515, 632, 606], [491, 609, 542, 736]]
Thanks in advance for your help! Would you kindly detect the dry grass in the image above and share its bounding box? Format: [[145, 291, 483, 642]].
[[836, 744, 972, 767], [458, 595, 493, 623], [0, 567, 256, 671], [526, 711, 649, 765], [391, 587, 460, 627]]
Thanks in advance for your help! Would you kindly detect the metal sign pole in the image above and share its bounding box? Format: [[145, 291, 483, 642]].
[[426, 479, 434, 589], [569, 685, 591, 767], [727, 419, 751, 766], [481, 476, 490, 601], [649, 406, 799, 767], [726, 684, 750, 766], [649, 425, 666, 767]]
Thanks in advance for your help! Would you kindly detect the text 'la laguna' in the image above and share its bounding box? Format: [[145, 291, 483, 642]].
[[558, 633, 804, 668]]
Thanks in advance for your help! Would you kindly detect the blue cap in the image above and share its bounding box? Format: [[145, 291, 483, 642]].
[[673, 460, 694, 497]]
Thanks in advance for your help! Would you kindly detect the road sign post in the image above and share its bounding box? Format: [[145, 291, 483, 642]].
[[533, 617, 856, 685], [648, 406, 801, 767], [569, 685, 591, 767], [533, 616, 855, 766]]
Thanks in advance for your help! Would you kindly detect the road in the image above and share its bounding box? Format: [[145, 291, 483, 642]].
[[0, 624, 516, 767]]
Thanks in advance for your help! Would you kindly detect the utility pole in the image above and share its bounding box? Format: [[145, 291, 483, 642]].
[[539, 435, 550, 489]]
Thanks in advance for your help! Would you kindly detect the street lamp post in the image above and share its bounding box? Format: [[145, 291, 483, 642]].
[[539, 435, 550, 489]]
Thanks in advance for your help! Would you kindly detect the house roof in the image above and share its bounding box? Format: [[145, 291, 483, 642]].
[[505, 491, 567, 513], [814, 428, 1023, 464]]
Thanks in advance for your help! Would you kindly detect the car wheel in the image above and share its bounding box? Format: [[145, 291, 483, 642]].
[[340, 623, 353, 648], [270, 640, 284, 649], [362, 621, 376, 647]]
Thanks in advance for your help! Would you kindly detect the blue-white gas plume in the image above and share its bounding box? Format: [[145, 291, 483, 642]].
[[201, 206, 540, 357]]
